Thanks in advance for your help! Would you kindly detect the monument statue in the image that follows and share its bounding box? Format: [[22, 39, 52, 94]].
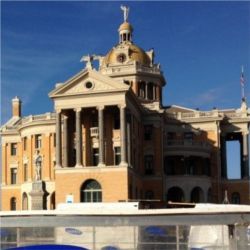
[[80, 54, 103, 70], [121, 5, 129, 22], [34, 151, 42, 181]]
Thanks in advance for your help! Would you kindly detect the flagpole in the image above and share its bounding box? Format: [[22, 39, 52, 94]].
[[241, 65, 245, 101]]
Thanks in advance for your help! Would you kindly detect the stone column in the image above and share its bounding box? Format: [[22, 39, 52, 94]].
[[120, 105, 127, 166], [98, 106, 105, 166], [63, 115, 68, 167], [145, 82, 149, 100], [220, 135, 227, 178], [75, 108, 82, 167], [55, 111, 62, 168], [242, 132, 249, 178]]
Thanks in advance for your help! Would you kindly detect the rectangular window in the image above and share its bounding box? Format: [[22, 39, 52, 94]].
[[184, 132, 194, 141], [24, 164, 28, 182], [23, 137, 27, 151], [167, 132, 176, 140], [35, 134, 42, 148], [11, 143, 17, 156], [144, 155, 154, 175], [11, 168, 17, 184], [93, 148, 99, 166], [144, 125, 153, 140], [167, 132, 176, 145], [114, 147, 121, 165]]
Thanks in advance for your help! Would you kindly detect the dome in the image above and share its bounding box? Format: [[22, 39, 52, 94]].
[[102, 43, 151, 67], [119, 22, 133, 32]]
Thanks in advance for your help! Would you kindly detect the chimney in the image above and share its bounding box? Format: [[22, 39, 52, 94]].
[[12, 96, 22, 117]]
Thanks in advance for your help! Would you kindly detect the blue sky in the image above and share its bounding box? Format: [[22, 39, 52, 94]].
[[1, 1, 250, 178]]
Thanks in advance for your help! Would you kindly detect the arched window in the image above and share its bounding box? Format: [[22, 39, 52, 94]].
[[191, 187, 205, 203], [231, 192, 240, 204], [167, 187, 184, 202], [10, 197, 16, 211], [22, 193, 28, 210], [80, 179, 102, 202]]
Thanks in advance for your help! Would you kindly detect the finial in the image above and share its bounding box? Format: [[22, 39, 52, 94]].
[[121, 5, 129, 22]]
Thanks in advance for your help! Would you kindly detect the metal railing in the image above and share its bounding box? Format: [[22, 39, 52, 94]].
[[1, 206, 250, 250]]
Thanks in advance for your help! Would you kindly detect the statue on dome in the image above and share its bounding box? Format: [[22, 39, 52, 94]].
[[121, 5, 129, 22]]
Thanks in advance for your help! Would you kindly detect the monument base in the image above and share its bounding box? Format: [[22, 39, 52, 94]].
[[29, 181, 47, 210]]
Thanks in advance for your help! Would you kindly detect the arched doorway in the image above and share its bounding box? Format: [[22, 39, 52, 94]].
[[167, 187, 184, 202], [191, 187, 204, 203], [80, 179, 102, 202], [22, 193, 28, 210]]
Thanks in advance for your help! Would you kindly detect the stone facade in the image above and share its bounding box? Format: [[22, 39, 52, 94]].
[[1, 10, 250, 211]]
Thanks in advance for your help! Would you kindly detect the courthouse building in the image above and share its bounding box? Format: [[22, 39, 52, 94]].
[[1, 9, 250, 210]]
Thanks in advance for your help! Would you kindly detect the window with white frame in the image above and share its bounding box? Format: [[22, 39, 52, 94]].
[[81, 179, 102, 202], [11, 143, 17, 156], [35, 134, 42, 148], [11, 168, 17, 184]]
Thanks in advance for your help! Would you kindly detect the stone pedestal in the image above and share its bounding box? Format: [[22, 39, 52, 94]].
[[29, 181, 45, 210]]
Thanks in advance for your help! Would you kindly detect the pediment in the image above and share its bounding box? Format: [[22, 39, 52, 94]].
[[49, 69, 129, 98]]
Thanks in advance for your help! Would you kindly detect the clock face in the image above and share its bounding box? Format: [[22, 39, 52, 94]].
[[117, 53, 126, 63]]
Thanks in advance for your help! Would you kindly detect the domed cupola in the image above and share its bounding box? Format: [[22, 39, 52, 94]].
[[119, 6, 133, 43], [98, 6, 166, 108]]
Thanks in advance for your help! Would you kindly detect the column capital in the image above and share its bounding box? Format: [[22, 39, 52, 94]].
[[242, 131, 249, 136], [55, 108, 62, 113], [97, 105, 105, 111], [118, 104, 126, 109], [75, 107, 82, 113]]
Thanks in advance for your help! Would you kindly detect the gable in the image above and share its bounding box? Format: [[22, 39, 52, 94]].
[[49, 69, 129, 98]]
